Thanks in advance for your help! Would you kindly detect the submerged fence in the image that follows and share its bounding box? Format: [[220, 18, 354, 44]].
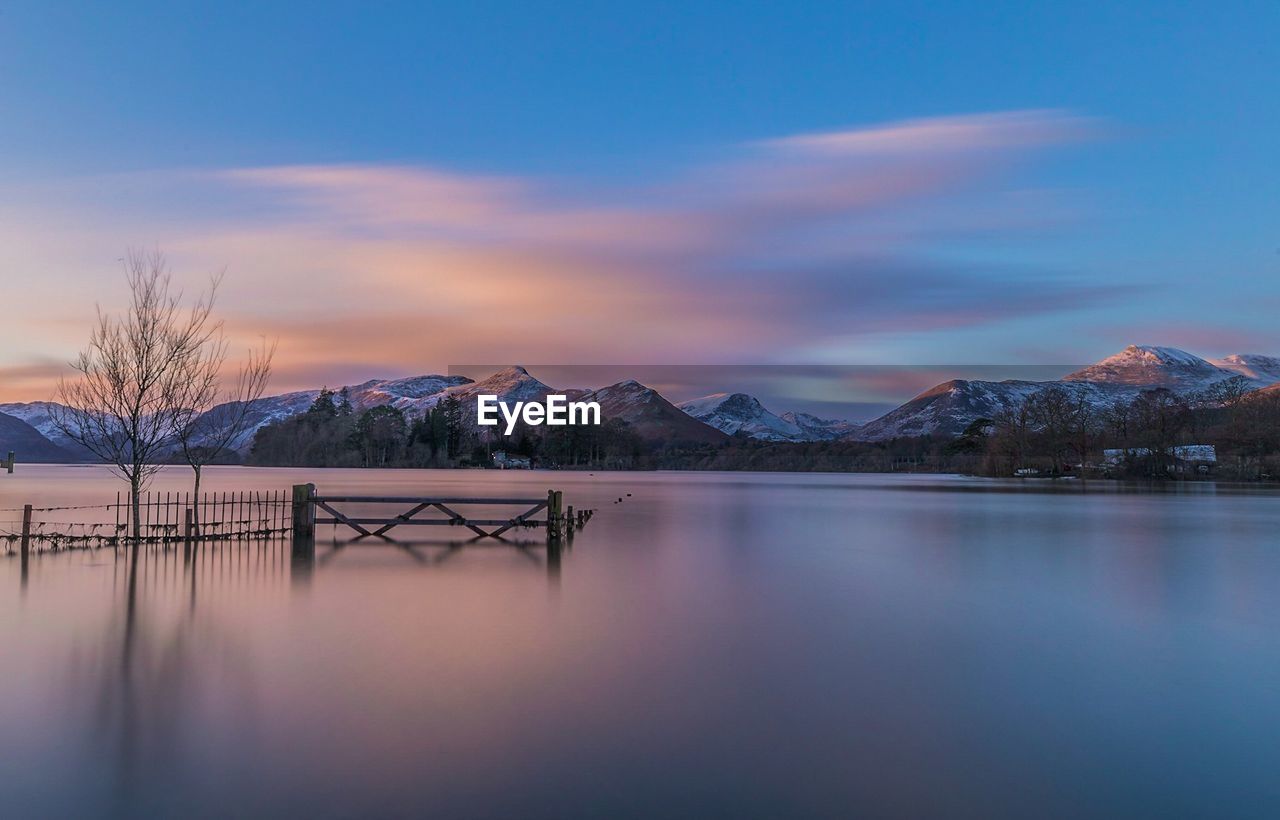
[[0, 490, 294, 552], [3, 486, 597, 555]]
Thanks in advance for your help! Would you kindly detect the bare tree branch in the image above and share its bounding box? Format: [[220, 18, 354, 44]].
[[51, 248, 226, 546]]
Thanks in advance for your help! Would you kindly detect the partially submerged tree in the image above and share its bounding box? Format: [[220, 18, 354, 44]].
[[53, 249, 221, 545], [172, 335, 275, 519]]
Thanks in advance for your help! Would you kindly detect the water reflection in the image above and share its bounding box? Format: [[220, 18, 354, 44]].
[[6, 467, 1280, 818], [25, 530, 571, 815], [57, 542, 266, 815], [303, 533, 569, 583]]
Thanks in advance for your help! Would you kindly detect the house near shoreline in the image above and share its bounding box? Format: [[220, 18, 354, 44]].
[[492, 451, 531, 470], [1103, 445, 1217, 475]]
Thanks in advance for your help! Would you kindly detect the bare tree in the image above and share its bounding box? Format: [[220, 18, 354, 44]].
[[1130, 388, 1192, 475], [172, 336, 276, 521], [53, 249, 221, 546], [1068, 391, 1099, 472], [1025, 386, 1075, 474]]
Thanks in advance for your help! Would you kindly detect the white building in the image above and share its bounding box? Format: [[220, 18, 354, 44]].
[[1103, 445, 1216, 474], [492, 451, 531, 469]]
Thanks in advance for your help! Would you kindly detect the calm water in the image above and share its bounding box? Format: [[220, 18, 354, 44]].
[[3, 465, 1280, 818]]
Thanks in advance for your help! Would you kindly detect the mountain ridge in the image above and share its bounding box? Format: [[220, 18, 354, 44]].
[[850, 344, 1280, 441], [5, 345, 1277, 458]]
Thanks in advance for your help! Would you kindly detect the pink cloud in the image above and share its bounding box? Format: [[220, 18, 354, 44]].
[[0, 110, 1117, 400], [761, 109, 1095, 156]]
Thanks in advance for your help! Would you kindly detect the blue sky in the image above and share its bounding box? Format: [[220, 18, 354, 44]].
[[1, 1, 1278, 407]]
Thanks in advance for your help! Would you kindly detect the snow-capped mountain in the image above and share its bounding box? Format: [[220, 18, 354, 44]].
[[0, 400, 99, 459], [340, 374, 474, 413], [6, 347, 1276, 459], [198, 374, 478, 451], [434, 366, 551, 409], [580, 380, 727, 444], [0, 411, 71, 462], [214, 366, 612, 450], [678, 393, 807, 441], [851, 345, 1280, 442], [1063, 345, 1243, 392], [779, 411, 861, 441], [196, 388, 323, 452], [1213, 354, 1280, 384], [852, 379, 1137, 441]]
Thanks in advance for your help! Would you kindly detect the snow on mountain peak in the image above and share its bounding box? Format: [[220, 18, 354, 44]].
[[1063, 344, 1232, 389], [1101, 344, 1205, 367], [856, 343, 1280, 442], [1213, 354, 1280, 382], [779, 411, 861, 440], [678, 392, 807, 441], [439, 366, 553, 406], [579, 380, 727, 444]]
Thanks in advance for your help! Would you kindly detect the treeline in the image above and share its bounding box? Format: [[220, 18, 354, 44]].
[[246, 387, 961, 473], [246, 383, 1280, 481], [952, 380, 1280, 480], [652, 436, 960, 472], [247, 388, 648, 469]]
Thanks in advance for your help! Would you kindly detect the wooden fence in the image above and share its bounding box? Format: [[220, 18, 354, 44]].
[[3, 485, 596, 563], [291, 484, 593, 544], [0, 490, 293, 553]]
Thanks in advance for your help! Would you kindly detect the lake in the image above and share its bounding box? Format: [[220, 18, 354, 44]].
[[3, 465, 1280, 818]]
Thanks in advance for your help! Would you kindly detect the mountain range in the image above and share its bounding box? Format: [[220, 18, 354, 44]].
[[3, 345, 1278, 460]]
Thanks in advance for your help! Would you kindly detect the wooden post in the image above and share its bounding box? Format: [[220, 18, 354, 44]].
[[184, 507, 194, 561], [565, 505, 575, 541], [20, 503, 32, 560], [292, 483, 316, 554], [546, 489, 563, 542], [546, 535, 562, 578], [4, 451, 13, 474]]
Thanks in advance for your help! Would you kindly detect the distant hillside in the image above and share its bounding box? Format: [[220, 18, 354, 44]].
[[0, 411, 72, 462], [0, 400, 97, 458], [779, 411, 860, 441], [851, 344, 1280, 441], [8, 344, 1277, 460], [1063, 345, 1247, 391], [580, 380, 728, 445], [678, 392, 807, 441]]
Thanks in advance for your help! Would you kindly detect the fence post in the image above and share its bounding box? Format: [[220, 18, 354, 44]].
[[546, 489, 563, 542], [20, 503, 32, 559], [5, 451, 14, 474], [184, 507, 194, 561], [291, 483, 316, 554]]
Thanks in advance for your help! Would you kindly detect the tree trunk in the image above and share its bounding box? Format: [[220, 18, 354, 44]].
[[130, 473, 142, 556], [192, 464, 202, 530]]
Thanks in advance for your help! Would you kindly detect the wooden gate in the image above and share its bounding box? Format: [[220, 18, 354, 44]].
[[291, 485, 588, 542]]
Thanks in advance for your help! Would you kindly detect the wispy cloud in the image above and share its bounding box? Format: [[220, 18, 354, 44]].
[[0, 110, 1114, 400], [761, 109, 1095, 156]]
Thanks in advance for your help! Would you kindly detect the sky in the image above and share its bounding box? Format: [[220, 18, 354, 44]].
[[1, 1, 1278, 414]]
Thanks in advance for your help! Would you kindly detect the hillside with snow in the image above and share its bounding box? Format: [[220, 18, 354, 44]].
[[779, 412, 861, 441], [1213, 354, 1280, 383], [1063, 345, 1252, 391], [582, 380, 728, 445], [5, 346, 1277, 459], [0, 400, 96, 457], [678, 393, 807, 441], [0, 411, 72, 462], [852, 379, 1135, 441], [851, 345, 1280, 441]]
